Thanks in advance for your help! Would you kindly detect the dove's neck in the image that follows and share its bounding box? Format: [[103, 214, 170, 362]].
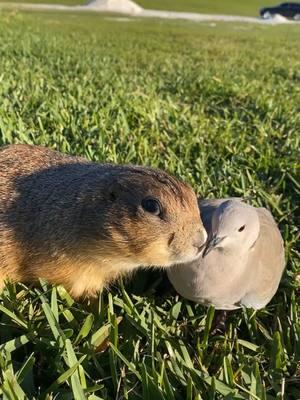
[[221, 244, 251, 261]]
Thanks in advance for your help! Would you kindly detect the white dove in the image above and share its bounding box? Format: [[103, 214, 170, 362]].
[[167, 199, 285, 310]]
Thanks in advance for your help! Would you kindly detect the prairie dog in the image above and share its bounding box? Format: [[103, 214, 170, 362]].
[[0, 144, 206, 298]]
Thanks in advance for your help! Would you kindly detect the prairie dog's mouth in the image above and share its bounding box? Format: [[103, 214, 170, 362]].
[[194, 242, 207, 255], [172, 248, 204, 265]]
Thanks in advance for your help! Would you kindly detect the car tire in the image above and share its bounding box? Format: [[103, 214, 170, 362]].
[[294, 13, 300, 20], [263, 11, 273, 19]]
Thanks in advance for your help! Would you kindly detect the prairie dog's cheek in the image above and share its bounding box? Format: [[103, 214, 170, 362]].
[[135, 240, 172, 267]]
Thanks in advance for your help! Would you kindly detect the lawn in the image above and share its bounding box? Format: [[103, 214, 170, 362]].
[[135, 0, 277, 16], [0, 10, 299, 400], [0, 0, 86, 6], [0, 0, 83, 4], [0, 0, 281, 16]]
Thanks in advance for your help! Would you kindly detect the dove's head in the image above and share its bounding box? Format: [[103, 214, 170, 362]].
[[203, 200, 260, 257]]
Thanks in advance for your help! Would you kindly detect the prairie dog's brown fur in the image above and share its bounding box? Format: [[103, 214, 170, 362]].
[[0, 144, 206, 298]]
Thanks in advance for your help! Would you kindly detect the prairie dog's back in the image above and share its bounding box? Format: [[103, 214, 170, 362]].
[[0, 144, 85, 204], [0, 143, 85, 171], [0, 145, 91, 286]]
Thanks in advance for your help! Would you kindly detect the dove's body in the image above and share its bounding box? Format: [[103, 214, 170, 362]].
[[167, 199, 285, 310]]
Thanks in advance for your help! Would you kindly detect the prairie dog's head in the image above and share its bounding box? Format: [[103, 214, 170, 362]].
[[82, 165, 207, 269]]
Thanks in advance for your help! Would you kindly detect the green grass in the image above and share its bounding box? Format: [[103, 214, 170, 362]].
[[135, 0, 277, 16], [0, 0, 281, 16], [0, 0, 82, 4], [0, 10, 299, 400]]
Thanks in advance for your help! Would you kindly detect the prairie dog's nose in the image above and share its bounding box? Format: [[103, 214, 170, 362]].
[[202, 227, 208, 243], [193, 228, 208, 251]]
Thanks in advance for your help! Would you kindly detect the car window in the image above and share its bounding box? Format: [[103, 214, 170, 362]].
[[280, 2, 300, 6]]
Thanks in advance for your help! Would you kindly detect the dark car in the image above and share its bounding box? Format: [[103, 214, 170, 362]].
[[260, 2, 300, 19]]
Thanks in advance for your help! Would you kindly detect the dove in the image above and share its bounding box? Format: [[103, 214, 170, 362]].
[[167, 198, 285, 310]]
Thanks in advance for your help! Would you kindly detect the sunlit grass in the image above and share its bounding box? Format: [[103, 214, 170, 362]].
[[0, 10, 299, 400], [135, 0, 277, 16], [0, 0, 278, 16], [0, 0, 83, 4]]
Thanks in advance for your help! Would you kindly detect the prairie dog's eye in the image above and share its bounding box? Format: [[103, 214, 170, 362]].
[[238, 225, 245, 232], [141, 198, 162, 216]]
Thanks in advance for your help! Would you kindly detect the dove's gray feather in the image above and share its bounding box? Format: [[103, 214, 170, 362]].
[[199, 198, 242, 232], [240, 207, 284, 309]]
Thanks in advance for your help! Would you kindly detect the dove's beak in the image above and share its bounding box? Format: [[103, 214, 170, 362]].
[[202, 235, 226, 258]]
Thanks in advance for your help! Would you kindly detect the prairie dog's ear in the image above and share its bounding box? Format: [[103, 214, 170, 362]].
[[106, 181, 123, 201]]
